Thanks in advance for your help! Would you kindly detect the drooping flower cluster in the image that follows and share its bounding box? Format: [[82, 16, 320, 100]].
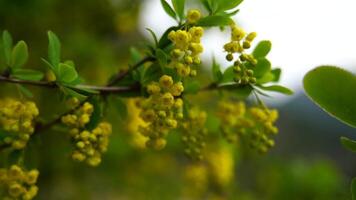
[[168, 23, 204, 77], [0, 165, 39, 200], [138, 75, 184, 150], [61, 101, 112, 167], [217, 101, 278, 154], [181, 107, 208, 160], [224, 24, 258, 85], [0, 99, 39, 149], [182, 144, 235, 199], [126, 99, 149, 150]]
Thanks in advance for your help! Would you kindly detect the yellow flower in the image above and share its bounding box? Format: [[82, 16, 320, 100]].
[[159, 75, 174, 88], [187, 9, 201, 24]]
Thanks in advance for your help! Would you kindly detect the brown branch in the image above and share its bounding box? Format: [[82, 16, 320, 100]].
[[0, 75, 139, 94]]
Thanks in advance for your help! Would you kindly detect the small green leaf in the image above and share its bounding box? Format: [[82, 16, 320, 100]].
[[58, 63, 78, 84], [47, 31, 61, 68], [221, 66, 235, 83], [220, 84, 253, 98], [352, 178, 356, 200], [216, 0, 243, 13], [225, 8, 240, 16], [212, 57, 223, 82], [257, 85, 293, 95], [11, 41, 28, 68], [253, 40, 272, 58], [72, 86, 99, 95], [171, 0, 185, 20], [17, 85, 33, 98], [156, 49, 168, 70], [253, 58, 271, 78], [146, 28, 159, 47], [271, 68, 281, 82], [12, 69, 44, 81], [200, 0, 212, 13], [61, 86, 86, 100], [64, 60, 75, 67], [303, 66, 356, 128], [130, 47, 142, 64], [41, 58, 56, 72], [340, 137, 356, 153], [160, 0, 177, 19], [2, 30, 13, 66], [257, 72, 274, 84], [197, 15, 232, 27], [158, 26, 180, 49]]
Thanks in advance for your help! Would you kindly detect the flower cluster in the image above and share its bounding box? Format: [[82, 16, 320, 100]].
[[0, 99, 39, 149], [168, 16, 204, 77], [126, 99, 149, 150], [217, 101, 278, 154], [224, 24, 258, 85], [61, 101, 112, 167], [138, 75, 184, 150], [182, 145, 235, 199], [181, 107, 208, 160], [0, 165, 39, 200]]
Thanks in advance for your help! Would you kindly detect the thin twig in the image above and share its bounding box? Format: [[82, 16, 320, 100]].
[[0, 76, 138, 94], [107, 56, 155, 86]]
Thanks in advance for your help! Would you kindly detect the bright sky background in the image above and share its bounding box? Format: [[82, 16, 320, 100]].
[[139, 0, 356, 103]]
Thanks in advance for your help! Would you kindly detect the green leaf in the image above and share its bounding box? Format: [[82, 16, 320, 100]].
[[17, 85, 33, 98], [58, 63, 78, 84], [184, 80, 201, 94], [156, 49, 168, 70], [130, 47, 142, 65], [11, 41, 28, 68], [47, 31, 61, 68], [72, 86, 99, 95], [303, 66, 356, 128], [200, 0, 212, 13], [61, 86, 86, 100], [212, 57, 223, 82], [197, 15, 232, 27], [253, 40, 272, 58], [271, 68, 281, 82], [2, 30, 13, 66], [160, 0, 177, 19], [12, 69, 44, 81], [352, 178, 356, 200], [146, 28, 159, 47], [216, 0, 243, 13], [221, 66, 235, 83], [220, 84, 253, 98], [158, 26, 179, 49], [171, 0, 185, 20], [41, 58, 56, 72], [225, 8, 240, 16], [340, 137, 356, 153], [257, 72, 274, 84], [254, 58, 271, 78], [257, 85, 293, 95]]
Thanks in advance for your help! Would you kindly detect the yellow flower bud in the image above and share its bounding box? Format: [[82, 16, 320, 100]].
[[187, 9, 201, 24], [159, 75, 174, 88]]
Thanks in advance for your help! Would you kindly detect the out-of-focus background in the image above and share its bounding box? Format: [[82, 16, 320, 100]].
[[0, 0, 355, 199]]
